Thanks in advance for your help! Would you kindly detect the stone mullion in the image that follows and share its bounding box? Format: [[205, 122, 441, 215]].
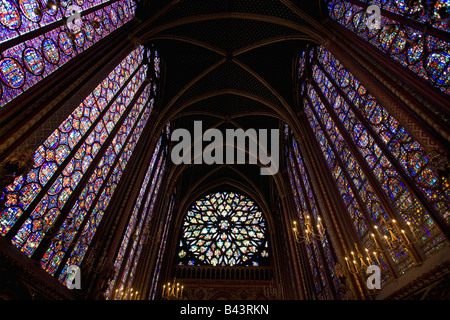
[[298, 134, 347, 267], [323, 33, 449, 152], [135, 207, 162, 299], [109, 146, 164, 299], [288, 193, 315, 299], [0, 22, 139, 163], [129, 219, 153, 299], [131, 167, 168, 299], [83, 118, 159, 299], [316, 60, 450, 242], [297, 141, 349, 300], [310, 80, 423, 264], [5, 60, 145, 241], [103, 133, 160, 256], [83, 106, 157, 299], [119, 148, 166, 295], [283, 146, 317, 299], [343, 0, 449, 41], [278, 189, 308, 299], [121, 151, 166, 294], [143, 160, 177, 300], [285, 170, 314, 297], [152, 187, 179, 300], [97, 118, 162, 276], [41, 79, 151, 273], [299, 110, 367, 299], [0, 0, 118, 53], [305, 90, 399, 275], [288, 147, 332, 299], [288, 156, 323, 298], [290, 143, 339, 299], [135, 173, 174, 300], [281, 138, 313, 299]]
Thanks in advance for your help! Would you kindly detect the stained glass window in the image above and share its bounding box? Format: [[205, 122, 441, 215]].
[[104, 137, 161, 299], [46, 88, 155, 278], [104, 130, 169, 300], [0, 0, 137, 108], [117, 154, 167, 297], [1, 46, 143, 238], [177, 191, 269, 267], [326, 0, 450, 95], [285, 131, 341, 299], [150, 192, 175, 300], [0, 44, 162, 286], [12, 63, 149, 258], [154, 50, 160, 78], [297, 44, 449, 285]]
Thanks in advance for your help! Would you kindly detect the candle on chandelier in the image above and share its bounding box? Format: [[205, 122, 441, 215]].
[[365, 248, 372, 264], [350, 251, 358, 271], [345, 256, 351, 270], [373, 225, 382, 237], [401, 229, 411, 244], [317, 217, 325, 236], [373, 251, 381, 264], [406, 221, 416, 239], [383, 235, 392, 249]]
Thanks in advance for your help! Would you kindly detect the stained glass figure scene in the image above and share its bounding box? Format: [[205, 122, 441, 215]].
[[177, 191, 269, 267], [0, 0, 137, 108], [296, 43, 449, 288], [0, 44, 162, 287], [326, 0, 450, 95]]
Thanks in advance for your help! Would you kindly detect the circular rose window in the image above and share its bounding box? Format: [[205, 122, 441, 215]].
[[177, 191, 269, 267]]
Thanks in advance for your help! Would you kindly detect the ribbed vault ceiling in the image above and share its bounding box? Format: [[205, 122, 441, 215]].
[[131, 0, 327, 213]]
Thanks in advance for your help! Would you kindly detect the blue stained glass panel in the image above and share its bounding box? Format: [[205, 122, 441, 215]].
[[0, 0, 138, 108], [326, 0, 450, 95]]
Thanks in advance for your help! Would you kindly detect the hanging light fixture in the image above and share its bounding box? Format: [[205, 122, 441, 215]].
[[34, 0, 58, 18], [292, 215, 326, 244], [162, 278, 184, 300], [67, 17, 106, 41]]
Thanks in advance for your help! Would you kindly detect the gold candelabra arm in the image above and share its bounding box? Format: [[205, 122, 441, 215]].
[[292, 218, 326, 244], [162, 278, 184, 300], [33, 0, 58, 17]]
